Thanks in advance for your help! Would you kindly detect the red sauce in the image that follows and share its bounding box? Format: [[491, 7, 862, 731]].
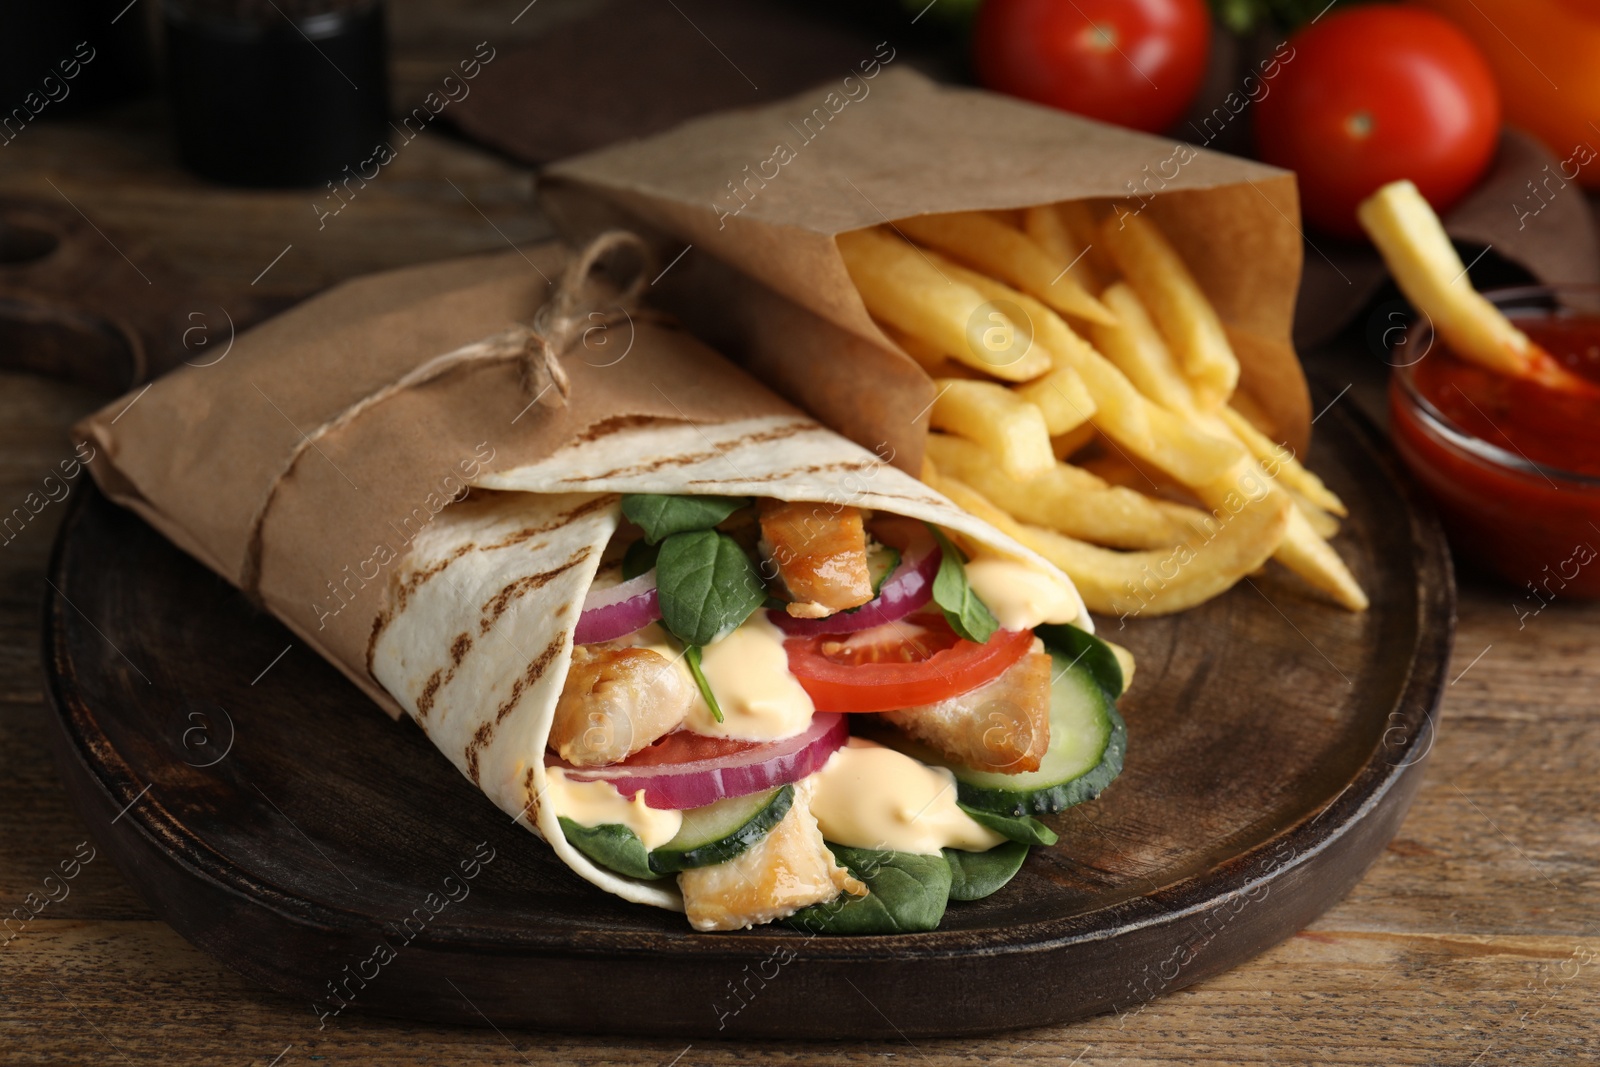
[[1411, 316, 1600, 472], [1391, 314, 1600, 599]]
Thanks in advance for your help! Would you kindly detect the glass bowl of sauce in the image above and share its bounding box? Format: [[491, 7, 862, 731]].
[[1389, 285, 1600, 600]]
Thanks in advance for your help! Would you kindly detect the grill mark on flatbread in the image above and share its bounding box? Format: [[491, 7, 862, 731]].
[[465, 721, 493, 784], [365, 610, 390, 677], [478, 546, 595, 635], [366, 540, 481, 675], [477, 495, 617, 552], [395, 542, 477, 612], [558, 420, 821, 481], [573, 414, 673, 444], [685, 459, 880, 484], [416, 631, 475, 721], [464, 632, 566, 784], [416, 668, 445, 720], [522, 765, 539, 824]]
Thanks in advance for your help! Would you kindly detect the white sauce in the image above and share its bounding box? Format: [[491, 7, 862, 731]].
[[622, 616, 815, 742], [545, 767, 683, 849], [964, 556, 1082, 632], [808, 738, 1005, 855], [683, 613, 816, 741]]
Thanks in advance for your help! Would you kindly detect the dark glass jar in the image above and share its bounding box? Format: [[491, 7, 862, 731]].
[[164, 0, 389, 187], [1389, 284, 1600, 599]]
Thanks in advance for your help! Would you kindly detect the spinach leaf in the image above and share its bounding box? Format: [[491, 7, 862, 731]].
[[928, 526, 999, 644], [958, 804, 1059, 847], [621, 538, 659, 580], [655, 529, 768, 646], [944, 841, 1030, 901], [684, 644, 723, 723], [1035, 622, 1124, 699], [784, 846, 952, 935], [622, 494, 750, 545], [557, 818, 663, 881]]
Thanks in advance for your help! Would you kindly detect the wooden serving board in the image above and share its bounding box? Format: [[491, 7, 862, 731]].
[[42, 389, 1453, 1040]]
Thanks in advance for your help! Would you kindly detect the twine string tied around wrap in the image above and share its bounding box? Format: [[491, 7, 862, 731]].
[[239, 230, 657, 598]]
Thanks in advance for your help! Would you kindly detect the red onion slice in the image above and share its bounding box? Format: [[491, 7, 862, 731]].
[[767, 521, 941, 636], [557, 713, 848, 809], [574, 570, 661, 645]]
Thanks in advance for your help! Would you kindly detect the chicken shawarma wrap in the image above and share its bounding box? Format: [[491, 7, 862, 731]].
[[76, 237, 1130, 934], [371, 414, 1128, 931]]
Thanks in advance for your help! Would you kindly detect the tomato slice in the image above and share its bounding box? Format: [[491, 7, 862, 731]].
[[784, 615, 1034, 713]]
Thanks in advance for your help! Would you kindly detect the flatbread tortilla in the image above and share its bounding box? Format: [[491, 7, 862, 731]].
[[370, 413, 1089, 911]]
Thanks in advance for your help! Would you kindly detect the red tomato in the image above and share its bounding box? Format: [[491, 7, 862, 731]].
[[1254, 6, 1501, 239], [1416, 0, 1600, 189], [973, 0, 1212, 134], [784, 616, 1034, 713]]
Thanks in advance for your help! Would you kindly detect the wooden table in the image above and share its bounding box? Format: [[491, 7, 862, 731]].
[[2, 4, 1596, 1063]]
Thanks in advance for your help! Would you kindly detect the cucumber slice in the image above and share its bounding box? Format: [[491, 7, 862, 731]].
[[1034, 622, 1126, 698], [866, 541, 901, 595], [953, 649, 1126, 816], [647, 784, 794, 874]]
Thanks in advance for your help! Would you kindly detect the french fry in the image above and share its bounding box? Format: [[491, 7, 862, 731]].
[[1193, 468, 1368, 611], [1095, 281, 1348, 516], [893, 194, 1368, 618], [929, 380, 1054, 481], [1357, 180, 1595, 394], [1217, 405, 1346, 517], [1077, 453, 1172, 493], [1051, 423, 1098, 461], [927, 249, 1248, 487], [1013, 364, 1096, 435], [880, 324, 979, 378], [896, 211, 1116, 326], [1269, 506, 1368, 611], [1087, 281, 1362, 606], [926, 433, 1206, 550], [1024, 204, 1103, 295], [838, 227, 1051, 382], [1286, 487, 1341, 540], [1053, 200, 1118, 280], [1091, 282, 1199, 416], [935, 470, 1292, 618], [1021, 495, 1291, 618], [1084, 443, 1364, 610], [1098, 213, 1240, 407]]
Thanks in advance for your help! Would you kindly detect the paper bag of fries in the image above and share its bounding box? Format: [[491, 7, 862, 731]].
[[538, 69, 1367, 618]]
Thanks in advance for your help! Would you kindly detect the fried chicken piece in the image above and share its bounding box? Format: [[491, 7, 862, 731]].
[[679, 780, 866, 931], [758, 500, 875, 617], [880, 649, 1053, 773], [549, 645, 693, 766]]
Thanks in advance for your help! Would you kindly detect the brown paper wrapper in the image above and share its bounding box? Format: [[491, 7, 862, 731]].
[[74, 242, 798, 714], [538, 68, 1312, 462]]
